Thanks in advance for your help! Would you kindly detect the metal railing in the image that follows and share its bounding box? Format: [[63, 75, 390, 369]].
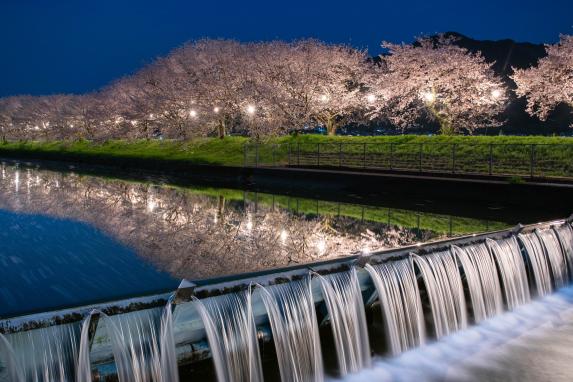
[[243, 142, 573, 179]]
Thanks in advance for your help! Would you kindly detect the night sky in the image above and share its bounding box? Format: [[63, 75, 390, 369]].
[[1, 0, 572, 97]]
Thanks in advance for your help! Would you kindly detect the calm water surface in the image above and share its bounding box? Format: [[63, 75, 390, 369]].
[[0, 161, 550, 318]]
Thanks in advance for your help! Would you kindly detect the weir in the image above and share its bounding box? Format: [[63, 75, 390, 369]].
[[1, 217, 573, 381]]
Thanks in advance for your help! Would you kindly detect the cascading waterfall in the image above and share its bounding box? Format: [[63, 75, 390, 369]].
[[99, 309, 164, 382], [158, 303, 178, 382], [555, 223, 573, 278], [76, 315, 93, 382], [0, 332, 24, 382], [452, 243, 503, 322], [413, 250, 468, 339], [257, 278, 324, 382], [364, 258, 426, 356], [193, 290, 263, 382], [0, 322, 80, 382], [519, 232, 554, 296], [75, 303, 178, 382], [537, 228, 569, 288], [2, 222, 573, 382], [486, 237, 530, 309], [315, 268, 371, 376]]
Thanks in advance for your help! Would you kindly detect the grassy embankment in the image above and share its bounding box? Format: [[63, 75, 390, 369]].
[[0, 135, 572, 170]]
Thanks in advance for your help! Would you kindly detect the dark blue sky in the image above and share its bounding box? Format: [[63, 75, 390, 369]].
[[1, 0, 572, 97]]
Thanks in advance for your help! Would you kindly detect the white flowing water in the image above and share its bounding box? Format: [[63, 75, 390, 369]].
[[0, 322, 80, 382], [158, 304, 178, 382], [518, 231, 553, 296], [336, 286, 573, 382], [76, 315, 92, 382], [554, 223, 573, 278], [413, 250, 468, 339], [193, 290, 263, 382], [75, 304, 178, 382], [537, 228, 568, 288], [315, 268, 371, 376], [486, 236, 530, 310], [452, 243, 503, 322], [365, 258, 426, 356], [0, 332, 24, 381], [100, 309, 163, 382], [257, 278, 324, 382]]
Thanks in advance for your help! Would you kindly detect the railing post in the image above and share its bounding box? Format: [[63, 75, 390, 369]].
[[363, 143, 367, 169], [489, 143, 493, 176], [419, 143, 423, 172], [390, 143, 394, 170], [317, 143, 320, 167], [339, 143, 342, 168], [297, 142, 300, 166], [272, 144, 276, 167], [288, 143, 291, 166], [530, 144, 536, 178], [243, 144, 247, 167], [452, 143, 457, 174]]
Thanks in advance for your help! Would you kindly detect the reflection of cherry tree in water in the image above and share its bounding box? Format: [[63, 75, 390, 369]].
[[328, 216, 435, 248], [0, 164, 440, 279]]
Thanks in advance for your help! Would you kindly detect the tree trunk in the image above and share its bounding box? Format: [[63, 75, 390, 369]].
[[218, 120, 226, 139], [428, 103, 456, 135], [217, 195, 225, 219], [438, 119, 455, 135], [326, 118, 337, 136]]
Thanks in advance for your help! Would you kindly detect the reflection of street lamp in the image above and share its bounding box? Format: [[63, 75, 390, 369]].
[[316, 238, 326, 255], [366, 94, 376, 104], [147, 198, 157, 213], [245, 214, 253, 231], [189, 110, 197, 118], [246, 105, 256, 115], [422, 91, 435, 103], [491, 89, 502, 99], [280, 229, 288, 244]]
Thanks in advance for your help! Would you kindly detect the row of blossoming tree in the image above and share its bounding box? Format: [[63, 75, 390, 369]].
[[0, 34, 571, 141]]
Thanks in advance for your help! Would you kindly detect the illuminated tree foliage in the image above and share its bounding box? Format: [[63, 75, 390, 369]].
[[512, 35, 573, 126], [369, 36, 507, 134], [0, 37, 509, 140]]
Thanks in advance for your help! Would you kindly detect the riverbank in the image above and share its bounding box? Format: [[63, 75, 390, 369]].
[[0, 135, 572, 169]]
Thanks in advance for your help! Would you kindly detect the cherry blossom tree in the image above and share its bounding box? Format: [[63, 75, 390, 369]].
[[0, 36, 511, 140], [512, 34, 573, 126], [168, 40, 255, 138], [251, 40, 374, 135], [369, 36, 508, 134], [0, 96, 25, 142], [65, 94, 109, 140], [104, 75, 161, 139]]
